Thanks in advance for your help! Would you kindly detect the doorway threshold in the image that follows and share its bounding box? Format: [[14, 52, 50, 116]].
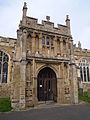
[[36, 101, 59, 109], [38, 100, 56, 105]]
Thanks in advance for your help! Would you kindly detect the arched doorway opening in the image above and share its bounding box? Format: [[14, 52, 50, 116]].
[[37, 67, 57, 102]]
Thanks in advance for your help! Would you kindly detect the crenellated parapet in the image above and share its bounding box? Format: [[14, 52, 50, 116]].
[[74, 43, 90, 58], [0, 36, 16, 47], [19, 16, 71, 37], [19, 3, 71, 37]]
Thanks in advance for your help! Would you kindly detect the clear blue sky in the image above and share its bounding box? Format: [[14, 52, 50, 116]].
[[0, 0, 90, 49]]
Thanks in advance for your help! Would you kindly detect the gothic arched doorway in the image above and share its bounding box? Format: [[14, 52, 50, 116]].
[[37, 67, 57, 102]]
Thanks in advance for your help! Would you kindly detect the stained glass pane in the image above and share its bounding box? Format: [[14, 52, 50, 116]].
[[87, 67, 90, 82], [84, 67, 86, 82], [51, 38, 53, 47], [47, 37, 49, 45], [42, 36, 45, 45], [2, 62, 8, 83], [80, 67, 83, 81]]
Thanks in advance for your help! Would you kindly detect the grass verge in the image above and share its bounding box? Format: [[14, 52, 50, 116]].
[[79, 92, 90, 103], [0, 97, 12, 112]]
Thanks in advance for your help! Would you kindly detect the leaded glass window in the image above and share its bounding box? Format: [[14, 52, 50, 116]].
[[80, 67, 83, 81], [47, 37, 49, 46], [83, 67, 86, 82], [0, 51, 9, 83], [87, 67, 90, 82], [79, 59, 90, 82], [51, 38, 53, 47], [42, 36, 45, 46]]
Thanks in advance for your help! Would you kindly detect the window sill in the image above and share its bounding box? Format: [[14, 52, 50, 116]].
[[0, 83, 8, 86], [82, 82, 90, 83]]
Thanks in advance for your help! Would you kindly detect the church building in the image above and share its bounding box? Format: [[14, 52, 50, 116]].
[[0, 2, 90, 110]]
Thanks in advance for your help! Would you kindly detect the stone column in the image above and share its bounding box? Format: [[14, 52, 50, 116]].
[[16, 30, 22, 60], [57, 64, 61, 103], [60, 37, 63, 56], [61, 62, 65, 103], [70, 39, 73, 60], [19, 29, 27, 109], [22, 29, 27, 60], [32, 59, 38, 105], [58, 38, 61, 55], [66, 38, 69, 57], [57, 62, 64, 103], [57, 77, 60, 102], [11, 61, 21, 110], [70, 63, 78, 104], [70, 38, 78, 104], [67, 63, 69, 80], [54, 35, 57, 56], [34, 77, 38, 105], [19, 60, 27, 109], [39, 33, 42, 54], [32, 32, 36, 54]]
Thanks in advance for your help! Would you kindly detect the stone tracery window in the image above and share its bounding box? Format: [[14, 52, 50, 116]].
[[79, 59, 90, 82], [87, 67, 90, 81], [51, 38, 53, 47], [80, 67, 83, 81], [47, 37, 49, 46], [42, 36, 45, 46], [83, 67, 86, 82], [0, 51, 9, 83]]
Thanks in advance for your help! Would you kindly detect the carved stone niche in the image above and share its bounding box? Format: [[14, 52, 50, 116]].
[[26, 90, 32, 97], [64, 87, 70, 94]]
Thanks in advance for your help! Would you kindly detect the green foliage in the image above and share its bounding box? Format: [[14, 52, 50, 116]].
[[79, 91, 90, 103], [0, 97, 12, 112]]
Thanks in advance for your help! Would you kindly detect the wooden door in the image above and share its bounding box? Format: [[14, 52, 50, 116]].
[[37, 67, 57, 101]]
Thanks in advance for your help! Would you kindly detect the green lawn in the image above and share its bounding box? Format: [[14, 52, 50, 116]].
[[0, 97, 12, 112], [79, 92, 90, 103]]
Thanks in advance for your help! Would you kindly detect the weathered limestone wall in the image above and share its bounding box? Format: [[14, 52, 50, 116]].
[[0, 36, 16, 98], [0, 84, 11, 98], [83, 83, 90, 92], [11, 62, 21, 110], [74, 44, 90, 93], [26, 62, 33, 107]]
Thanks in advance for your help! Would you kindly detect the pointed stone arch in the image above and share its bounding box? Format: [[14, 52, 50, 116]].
[[37, 66, 57, 102]]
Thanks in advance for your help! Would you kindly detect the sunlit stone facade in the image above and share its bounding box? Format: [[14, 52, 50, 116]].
[[0, 2, 90, 110]]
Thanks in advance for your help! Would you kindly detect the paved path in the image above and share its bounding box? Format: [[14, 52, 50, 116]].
[[0, 105, 90, 120]]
